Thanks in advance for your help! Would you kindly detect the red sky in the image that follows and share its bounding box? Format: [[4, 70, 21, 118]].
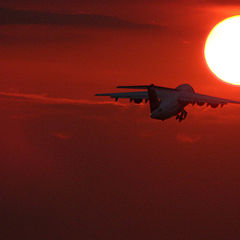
[[1, 1, 240, 239]]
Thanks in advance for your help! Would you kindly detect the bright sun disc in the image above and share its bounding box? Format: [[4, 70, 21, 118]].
[[204, 15, 240, 85]]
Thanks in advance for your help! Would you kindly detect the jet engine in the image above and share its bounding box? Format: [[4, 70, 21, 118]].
[[210, 103, 218, 108], [133, 99, 142, 104]]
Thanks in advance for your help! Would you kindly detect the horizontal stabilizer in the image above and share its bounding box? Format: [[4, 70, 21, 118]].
[[117, 85, 150, 89], [117, 85, 175, 91]]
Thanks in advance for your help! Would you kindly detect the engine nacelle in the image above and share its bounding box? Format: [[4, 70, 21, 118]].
[[206, 103, 218, 108], [210, 103, 218, 108], [134, 99, 142, 104], [197, 102, 205, 106]]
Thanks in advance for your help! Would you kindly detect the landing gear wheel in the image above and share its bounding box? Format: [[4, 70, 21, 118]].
[[176, 110, 188, 122]]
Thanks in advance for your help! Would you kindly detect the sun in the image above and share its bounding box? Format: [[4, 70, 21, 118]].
[[204, 15, 240, 85]]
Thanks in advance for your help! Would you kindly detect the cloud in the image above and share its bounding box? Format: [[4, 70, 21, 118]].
[[189, 106, 240, 125], [199, 0, 240, 5], [0, 8, 165, 29], [0, 91, 127, 107], [176, 133, 200, 143], [0, 91, 138, 123], [52, 132, 71, 140]]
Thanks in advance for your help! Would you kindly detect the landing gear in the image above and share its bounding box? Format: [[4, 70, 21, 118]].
[[176, 110, 187, 122]]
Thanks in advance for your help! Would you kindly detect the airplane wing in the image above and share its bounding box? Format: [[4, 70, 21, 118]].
[[96, 84, 240, 107], [95, 85, 175, 102], [95, 91, 148, 102], [179, 92, 240, 107]]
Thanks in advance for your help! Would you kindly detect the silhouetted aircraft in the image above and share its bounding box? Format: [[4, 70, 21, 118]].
[[95, 84, 240, 122]]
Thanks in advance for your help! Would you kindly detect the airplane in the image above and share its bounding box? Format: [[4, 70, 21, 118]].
[[95, 84, 240, 122]]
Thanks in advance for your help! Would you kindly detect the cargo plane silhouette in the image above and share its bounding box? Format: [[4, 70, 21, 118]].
[[96, 84, 240, 122]]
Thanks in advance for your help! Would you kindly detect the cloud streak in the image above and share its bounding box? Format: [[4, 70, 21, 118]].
[[176, 133, 200, 143], [0, 91, 127, 107], [200, 0, 240, 5], [0, 8, 165, 29]]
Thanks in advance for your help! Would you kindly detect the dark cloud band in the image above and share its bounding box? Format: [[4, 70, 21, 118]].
[[0, 8, 163, 29]]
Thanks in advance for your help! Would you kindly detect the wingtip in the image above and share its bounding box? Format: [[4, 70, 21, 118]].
[[95, 93, 112, 97]]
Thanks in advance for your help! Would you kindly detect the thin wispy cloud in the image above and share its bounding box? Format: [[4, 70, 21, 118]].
[[0, 8, 165, 29], [176, 133, 201, 143], [0, 91, 127, 107], [52, 132, 71, 140], [200, 0, 240, 5]]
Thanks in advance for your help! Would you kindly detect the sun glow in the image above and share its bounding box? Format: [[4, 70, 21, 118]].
[[204, 16, 240, 85]]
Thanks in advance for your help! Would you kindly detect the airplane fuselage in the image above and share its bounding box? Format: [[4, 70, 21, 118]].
[[150, 91, 185, 120], [149, 85, 191, 121]]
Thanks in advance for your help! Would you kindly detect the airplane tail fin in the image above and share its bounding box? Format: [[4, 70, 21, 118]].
[[147, 85, 160, 112]]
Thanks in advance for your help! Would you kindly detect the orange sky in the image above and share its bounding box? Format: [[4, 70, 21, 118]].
[[1, 1, 240, 239]]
